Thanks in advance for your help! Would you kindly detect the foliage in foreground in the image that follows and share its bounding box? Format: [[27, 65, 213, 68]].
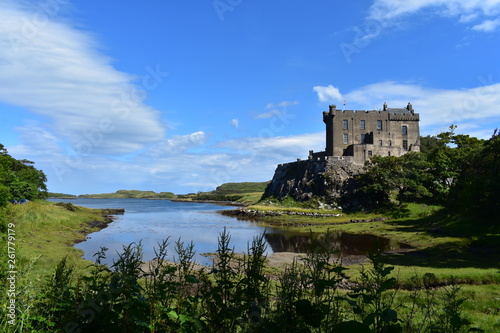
[[1, 229, 484, 333]]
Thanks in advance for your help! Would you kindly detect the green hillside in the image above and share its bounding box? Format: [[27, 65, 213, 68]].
[[178, 181, 270, 205], [47, 192, 77, 198], [78, 190, 177, 199], [213, 182, 270, 194]]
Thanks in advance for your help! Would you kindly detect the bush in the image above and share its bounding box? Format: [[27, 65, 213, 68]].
[[0, 231, 479, 332]]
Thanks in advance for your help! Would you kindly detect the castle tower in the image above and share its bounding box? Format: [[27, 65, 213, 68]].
[[322, 105, 336, 156]]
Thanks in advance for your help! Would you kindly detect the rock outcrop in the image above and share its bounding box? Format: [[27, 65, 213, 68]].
[[263, 158, 363, 203]]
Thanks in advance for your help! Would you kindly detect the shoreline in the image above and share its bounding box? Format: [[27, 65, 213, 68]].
[[140, 251, 370, 275], [220, 207, 386, 226]]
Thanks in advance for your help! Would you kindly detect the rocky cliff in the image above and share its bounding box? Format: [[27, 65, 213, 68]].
[[263, 158, 363, 203]]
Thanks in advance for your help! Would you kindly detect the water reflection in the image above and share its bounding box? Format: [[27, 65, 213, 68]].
[[49, 199, 412, 265], [265, 232, 412, 255]]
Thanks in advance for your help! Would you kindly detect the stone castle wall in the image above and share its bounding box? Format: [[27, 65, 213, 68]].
[[321, 104, 420, 165]]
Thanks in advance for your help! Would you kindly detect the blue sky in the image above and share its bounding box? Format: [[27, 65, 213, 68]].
[[1, 0, 499, 195]]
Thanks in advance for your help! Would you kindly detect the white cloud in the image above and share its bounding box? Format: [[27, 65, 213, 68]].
[[230, 118, 239, 128], [0, 1, 166, 155], [472, 17, 500, 31], [256, 101, 299, 119], [9, 121, 64, 159], [161, 132, 323, 190], [255, 110, 280, 119], [312, 85, 343, 103], [147, 132, 208, 156], [368, 0, 500, 31], [459, 13, 479, 23], [338, 80, 500, 137], [264, 101, 299, 109], [216, 132, 324, 160]]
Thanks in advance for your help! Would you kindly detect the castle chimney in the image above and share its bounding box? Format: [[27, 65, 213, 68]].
[[383, 102, 387, 111], [407, 102, 413, 113], [329, 105, 336, 113]]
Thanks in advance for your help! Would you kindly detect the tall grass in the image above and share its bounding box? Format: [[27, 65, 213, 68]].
[[1, 201, 110, 276], [1, 229, 490, 332]]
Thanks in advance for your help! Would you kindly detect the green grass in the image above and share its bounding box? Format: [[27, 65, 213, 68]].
[[238, 200, 500, 279], [1, 199, 499, 331], [244, 202, 499, 252], [47, 192, 77, 198], [213, 181, 270, 194], [460, 284, 500, 331], [1, 200, 110, 276]]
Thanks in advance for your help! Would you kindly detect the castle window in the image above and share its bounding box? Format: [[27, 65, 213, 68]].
[[360, 120, 366, 130], [379, 140, 383, 146], [343, 133, 348, 144], [388, 151, 391, 156], [343, 119, 348, 130], [402, 125, 408, 135], [360, 134, 366, 144], [368, 150, 373, 157], [403, 140, 408, 150], [377, 120, 382, 130], [389, 140, 392, 146]]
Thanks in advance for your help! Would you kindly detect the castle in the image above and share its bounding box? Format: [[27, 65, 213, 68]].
[[263, 103, 421, 201], [308, 103, 420, 165]]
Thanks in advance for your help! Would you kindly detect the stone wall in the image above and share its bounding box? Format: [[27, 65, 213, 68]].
[[263, 158, 363, 202], [322, 104, 420, 165]]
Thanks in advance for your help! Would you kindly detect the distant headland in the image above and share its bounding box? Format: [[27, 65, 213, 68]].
[[48, 189, 177, 200]]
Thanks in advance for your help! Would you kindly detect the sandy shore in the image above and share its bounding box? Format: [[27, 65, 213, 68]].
[[141, 251, 371, 275]]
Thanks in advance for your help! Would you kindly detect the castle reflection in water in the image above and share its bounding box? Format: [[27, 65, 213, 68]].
[[264, 231, 412, 255]]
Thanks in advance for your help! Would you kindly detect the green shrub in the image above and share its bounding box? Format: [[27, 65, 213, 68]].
[[0, 231, 481, 332]]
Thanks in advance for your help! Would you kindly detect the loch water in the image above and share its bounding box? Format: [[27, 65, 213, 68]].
[[49, 198, 409, 266]]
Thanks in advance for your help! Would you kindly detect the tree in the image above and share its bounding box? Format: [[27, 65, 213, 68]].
[[448, 130, 500, 221], [396, 152, 434, 204], [354, 152, 434, 209], [422, 126, 485, 203], [0, 144, 48, 203], [420, 135, 446, 156], [0, 185, 10, 207]]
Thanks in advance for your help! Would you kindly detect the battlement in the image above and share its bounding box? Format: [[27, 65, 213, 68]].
[[325, 102, 417, 116], [388, 113, 420, 121]]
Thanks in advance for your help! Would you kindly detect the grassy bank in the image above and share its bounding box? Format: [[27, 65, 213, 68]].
[[1, 200, 112, 276], [2, 199, 499, 331], [227, 201, 500, 330], [2, 226, 497, 332]]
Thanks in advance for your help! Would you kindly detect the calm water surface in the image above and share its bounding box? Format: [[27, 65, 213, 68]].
[[49, 198, 409, 266], [50, 198, 265, 265]]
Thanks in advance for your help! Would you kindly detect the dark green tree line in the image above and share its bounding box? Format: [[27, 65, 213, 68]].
[[448, 130, 500, 221]]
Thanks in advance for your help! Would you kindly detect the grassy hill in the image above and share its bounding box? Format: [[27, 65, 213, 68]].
[[47, 192, 77, 198], [213, 182, 270, 194], [178, 181, 270, 205], [78, 190, 177, 199], [49, 183, 269, 203]]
